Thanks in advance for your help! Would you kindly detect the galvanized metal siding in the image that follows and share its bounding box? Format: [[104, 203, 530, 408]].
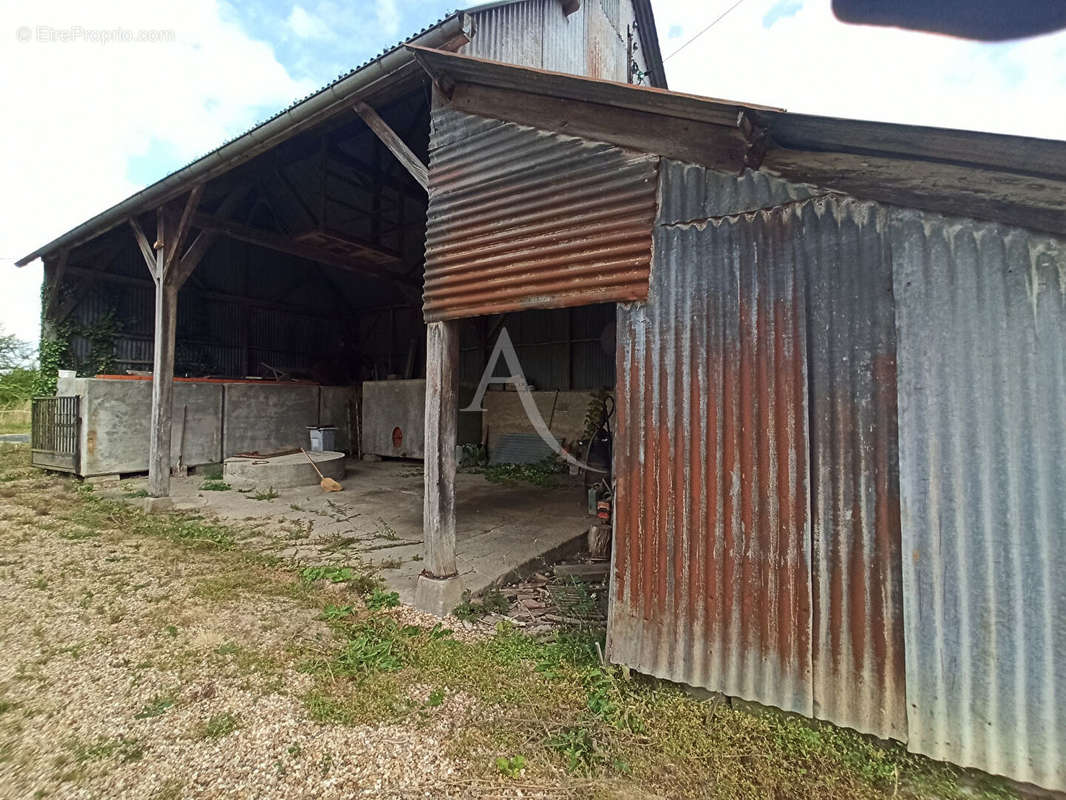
[[658, 159, 821, 224], [463, 0, 546, 67], [464, 0, 629, 80], [609, 208, 814, 717], [805, 201, 907, 740], [609, 195, 908, 740], [892, 210, 1066, 790], [424, 107, 658, 320]]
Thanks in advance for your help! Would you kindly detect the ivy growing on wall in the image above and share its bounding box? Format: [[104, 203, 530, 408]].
[[35, 279, 120, 396]]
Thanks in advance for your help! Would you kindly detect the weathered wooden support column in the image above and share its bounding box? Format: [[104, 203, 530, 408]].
[[415, 319, 464, 615], [129, 185, 205, 502], [148, 275, 178, 497]]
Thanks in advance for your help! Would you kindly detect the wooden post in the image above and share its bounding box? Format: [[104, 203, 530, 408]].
[[148, 279, 178, 496], [423, 320, 459, 578], [130, 185, 206, 499]]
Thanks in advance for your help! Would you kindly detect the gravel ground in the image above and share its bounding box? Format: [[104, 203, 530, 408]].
[[0, 463, 580, 800]]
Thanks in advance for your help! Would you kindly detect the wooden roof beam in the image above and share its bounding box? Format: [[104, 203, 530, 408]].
[[353, 100, 429, 191], [190, 212, 416, 285]]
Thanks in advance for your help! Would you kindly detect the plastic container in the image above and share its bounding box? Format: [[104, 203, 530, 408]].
[[307, 426, 337, 452]]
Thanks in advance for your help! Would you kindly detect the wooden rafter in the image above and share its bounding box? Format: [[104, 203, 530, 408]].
[[190, 212, 413, 285], [353, 100, 428, 191]]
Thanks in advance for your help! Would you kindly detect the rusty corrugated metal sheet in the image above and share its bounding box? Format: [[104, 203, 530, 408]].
[[423, 106, 658, 321], [657, 159, 821, 224], [892, 209, 1066, 790], [806, 201, 907, 741], [608, 194, 907, 739], [608, 204, 814, 717]]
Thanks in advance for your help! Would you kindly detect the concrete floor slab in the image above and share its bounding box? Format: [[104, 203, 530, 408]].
[[124, 460, 591, 607]]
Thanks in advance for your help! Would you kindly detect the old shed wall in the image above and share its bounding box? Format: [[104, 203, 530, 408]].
[[607, 158, 1066, 791]]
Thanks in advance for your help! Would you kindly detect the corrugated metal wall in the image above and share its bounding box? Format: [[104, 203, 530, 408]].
[[423, 107, 658, 320], [464, 0, 630, 81], [892, 211, 1066, 790], [610, 209, 815, 716], [609, 188, 909, 741], [658, 160, 821, 224], [806, 202, 907, 741], [609, 158, 1066, 789]]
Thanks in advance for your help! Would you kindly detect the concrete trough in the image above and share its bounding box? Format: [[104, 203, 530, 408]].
[[224, 450, 346, 489]]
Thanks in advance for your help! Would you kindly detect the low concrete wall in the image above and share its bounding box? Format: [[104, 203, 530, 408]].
[[222, 383, 319, 456], [54, 377, 358, 476], [80, 379, 223, 476], [361, 379, 426, 458], [361, 380, 482, 459]]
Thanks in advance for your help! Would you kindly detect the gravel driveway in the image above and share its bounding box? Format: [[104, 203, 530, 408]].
[[0, 452, 576, 800]]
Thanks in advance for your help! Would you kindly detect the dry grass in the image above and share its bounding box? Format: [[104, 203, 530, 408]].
[[0, 444, 1017, 800]]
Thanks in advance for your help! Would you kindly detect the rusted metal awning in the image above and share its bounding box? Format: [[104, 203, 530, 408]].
[[422, 106, 659, 321]]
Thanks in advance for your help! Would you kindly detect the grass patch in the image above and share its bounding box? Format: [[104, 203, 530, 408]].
[[70, 735, 144, 764], [364, 588, 400, 610], [480, 457, 564, 488], [198, 712, 239, 740], [299, 611, 1014, 799], [134, 693, 175, 719], [251, 487, 278, 501], [199, 480, 231, 492]]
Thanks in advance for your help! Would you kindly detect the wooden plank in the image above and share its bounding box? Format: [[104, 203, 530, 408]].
[[128, 216, 158, 280], [148, 277, 178, 498], [423, 320, 459, 578], [155, 208, 166, 281], [443, 82, 748, 173], [354, 100, 429, 191], [762, 148, 1066, 239], [165, 184, 204, 271], [554, 562, 610, 579]]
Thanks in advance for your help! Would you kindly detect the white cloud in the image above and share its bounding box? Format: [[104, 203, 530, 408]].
[[286, 4, 331, 40], [0, 0, 316, 346], [654, 0, 1066, 140], [376, 0, 401, 40]]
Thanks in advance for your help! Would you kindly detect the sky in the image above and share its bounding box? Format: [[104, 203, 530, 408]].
[[2, 0, 1065, 349]]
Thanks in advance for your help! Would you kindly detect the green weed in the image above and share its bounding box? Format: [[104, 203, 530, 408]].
[[199, 712, 239, 740], [252, 487, 278, 501], [364, 588, 400, 610], [495, 754, 527, 778], [134, 693, 175, 719], [200, 480, 231, 492]]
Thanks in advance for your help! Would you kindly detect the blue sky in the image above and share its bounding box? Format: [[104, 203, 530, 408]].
[[2, 0, 1066, 345]]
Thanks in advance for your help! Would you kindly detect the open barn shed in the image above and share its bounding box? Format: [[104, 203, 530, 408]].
[[20, 0, 664, 489], [16, 2, 1066, 793]]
